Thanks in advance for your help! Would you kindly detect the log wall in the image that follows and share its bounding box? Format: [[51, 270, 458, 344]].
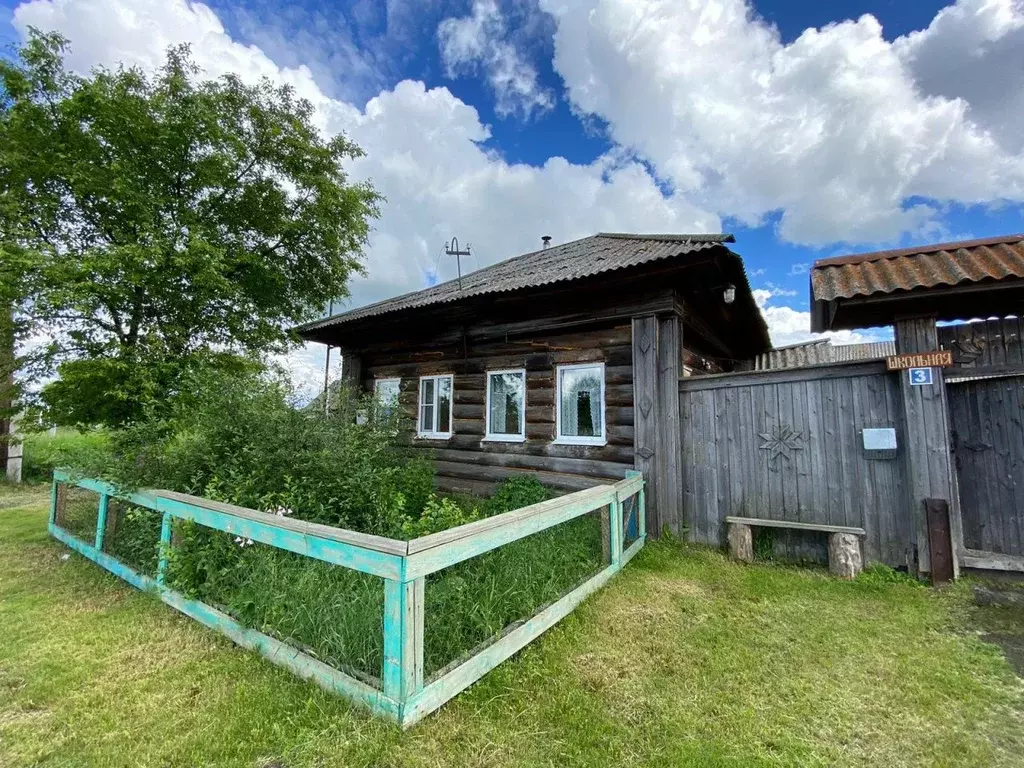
[[360, 321, 635, 494]]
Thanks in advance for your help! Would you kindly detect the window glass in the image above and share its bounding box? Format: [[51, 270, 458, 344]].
[[374, 379, 400, 416], [558, 365, 604, 441], [437, 376, 452, 433], [487, 370, 525, 439]]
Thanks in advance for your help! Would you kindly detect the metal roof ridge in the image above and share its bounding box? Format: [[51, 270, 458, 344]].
[[597, 232, 735, 243]]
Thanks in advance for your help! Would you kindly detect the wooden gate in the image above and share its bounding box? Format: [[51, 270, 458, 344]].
[[948, 375, 1024, 562]]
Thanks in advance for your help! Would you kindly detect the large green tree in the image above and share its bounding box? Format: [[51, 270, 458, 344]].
[[0, 30, 379, 426]]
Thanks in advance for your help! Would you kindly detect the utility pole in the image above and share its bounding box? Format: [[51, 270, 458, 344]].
[[323, 299, 333, 415], [445, 237, 471, 291]]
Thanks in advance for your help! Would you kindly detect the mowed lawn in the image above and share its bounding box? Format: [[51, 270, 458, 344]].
[[2, 485, 1023, 768]]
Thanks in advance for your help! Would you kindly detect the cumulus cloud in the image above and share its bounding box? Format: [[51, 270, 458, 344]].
[[541, 0, 1024, 245], [11, 0, 716, 395], [438, 0, 554, 119], [752, 288, 889, 347]]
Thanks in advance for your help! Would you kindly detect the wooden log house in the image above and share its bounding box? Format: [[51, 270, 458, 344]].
[[297, 233, 770, 536]]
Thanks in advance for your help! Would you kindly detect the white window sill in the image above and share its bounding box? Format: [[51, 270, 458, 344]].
[[483, 435, 526, 443], [416, 433, 452, 440], [552, 437, 607, 447]]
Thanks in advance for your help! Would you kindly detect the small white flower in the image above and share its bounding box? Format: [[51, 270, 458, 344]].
[[233, 536, 255, 547], [267, 505, 294, 518], [60, 553, 71, 562]]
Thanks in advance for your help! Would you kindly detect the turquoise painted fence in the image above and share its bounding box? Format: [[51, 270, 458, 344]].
[[49, 469, 645, 727]]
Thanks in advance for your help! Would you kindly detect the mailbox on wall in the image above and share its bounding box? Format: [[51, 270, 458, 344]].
[[862, 427, 898, 459]]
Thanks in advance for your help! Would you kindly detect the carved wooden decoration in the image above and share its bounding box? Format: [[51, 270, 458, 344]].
[[759, 425, 804, 470]]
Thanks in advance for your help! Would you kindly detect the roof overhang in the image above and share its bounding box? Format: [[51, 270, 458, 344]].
[[810, 235, 1024, 332]]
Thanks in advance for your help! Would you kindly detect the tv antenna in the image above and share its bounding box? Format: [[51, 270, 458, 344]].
[[445, 236, 471, 290]]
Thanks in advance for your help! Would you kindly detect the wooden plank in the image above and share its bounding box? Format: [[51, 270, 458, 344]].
[[431, 460, 607, 492], [156, 511, 172, 586], [405, 487, 615, 578], [49, 523, 400, 721], [961, 548, 1024, 572], [925, 499, 954, 584], [156, 496, 405, 580], [407, 485, 612, 554], [724, 516, 865, 536], [155, 490, 407, 556], [678, 360, 888, 392]]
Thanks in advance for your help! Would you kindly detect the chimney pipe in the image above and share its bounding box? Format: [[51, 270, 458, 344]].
[[541, 235, 552, 249]]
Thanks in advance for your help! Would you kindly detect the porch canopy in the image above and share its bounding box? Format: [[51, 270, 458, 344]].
[[810, 235, 1024, 332]]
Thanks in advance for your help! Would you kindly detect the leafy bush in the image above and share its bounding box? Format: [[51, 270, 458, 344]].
[[482, 475, 550, 516], [74, 367, 430, 538], [22, 429, 110, 483], [855, 563, 922, 589]]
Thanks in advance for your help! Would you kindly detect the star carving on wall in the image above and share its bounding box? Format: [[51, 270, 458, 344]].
[[759, 425, 804, 470]]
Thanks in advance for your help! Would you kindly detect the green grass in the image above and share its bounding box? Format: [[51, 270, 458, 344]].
[[2, 484, 1023, 767]]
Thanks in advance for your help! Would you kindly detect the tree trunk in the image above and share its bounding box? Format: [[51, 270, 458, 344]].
[[0, 302, 14, 478]]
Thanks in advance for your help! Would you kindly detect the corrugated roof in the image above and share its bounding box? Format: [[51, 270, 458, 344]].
[[811, 235, 1024, 302], [298, 233, 735, 332], [755, 339, 895, 370]]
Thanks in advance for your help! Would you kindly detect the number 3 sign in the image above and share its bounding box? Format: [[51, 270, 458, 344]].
[[908, 367, 933, 386]]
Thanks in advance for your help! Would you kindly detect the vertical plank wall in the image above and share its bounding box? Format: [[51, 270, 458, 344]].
[[680, 363, 913, 566]]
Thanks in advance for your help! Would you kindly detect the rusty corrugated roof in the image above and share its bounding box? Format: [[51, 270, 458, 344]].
[[811, 235, 1024, 302], [298, 233, 735, 332]]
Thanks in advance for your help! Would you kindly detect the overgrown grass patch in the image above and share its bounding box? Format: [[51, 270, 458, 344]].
[[4, 489, 1024, 767]]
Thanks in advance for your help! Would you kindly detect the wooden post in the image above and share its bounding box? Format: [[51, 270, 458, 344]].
[[631, 313, 684, 537], [340, 350, 363, 393], [609, 499, 623, 566], [156, 511, 173, 586], [894, 317, 956, 577], [655, 314, 684, 536], [632, 316, 659, 534], [382, 576, 425, 704], [95, 493, 109, 551]]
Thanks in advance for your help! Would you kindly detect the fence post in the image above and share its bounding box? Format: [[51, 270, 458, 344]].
[[156, 512, 173, 586], [95, 493, 109, 551], [383, 575, 424, 708], [49, 476, 59, 526], [610, 498, 623, 567]]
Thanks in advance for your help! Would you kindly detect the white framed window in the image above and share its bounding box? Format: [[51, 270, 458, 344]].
[[417, 374, 453, 438], [485, 369, 526, 442], [555, 362, 606, 445], [374, 378, 401, 417]]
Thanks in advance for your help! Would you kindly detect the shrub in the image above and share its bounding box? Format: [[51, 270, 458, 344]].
[[483, 475, 550, 517], [22, 429, 110, 483]]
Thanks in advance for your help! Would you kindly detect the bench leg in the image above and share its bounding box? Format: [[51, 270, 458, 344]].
[[727, 523, 754, 563], [828, 533, 862, 580]]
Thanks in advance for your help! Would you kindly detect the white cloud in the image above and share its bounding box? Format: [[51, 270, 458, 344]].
[[437, 0, 554, 119], [752, 288, 890, 347], [11, 0, 716, 396], [541, 0, 1024, 245]]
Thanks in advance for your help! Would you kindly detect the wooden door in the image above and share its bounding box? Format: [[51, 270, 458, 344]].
[[948, 375, 1024, 557]]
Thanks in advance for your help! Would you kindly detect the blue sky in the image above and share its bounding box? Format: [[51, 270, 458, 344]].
[[3, 0, 1023, 390]]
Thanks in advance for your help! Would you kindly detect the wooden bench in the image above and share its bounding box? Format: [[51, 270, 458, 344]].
[[724, 516, 867, 580]]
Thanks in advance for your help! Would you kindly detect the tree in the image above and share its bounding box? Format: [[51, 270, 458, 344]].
[[0, 30, 380, 426]]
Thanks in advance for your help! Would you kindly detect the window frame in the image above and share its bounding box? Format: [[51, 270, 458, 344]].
[[484, 368, 527, 443], [554, 362, 607, 446], [417, 374, 454, 439]]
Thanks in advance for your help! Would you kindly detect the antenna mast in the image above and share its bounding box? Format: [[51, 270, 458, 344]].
[[445, 236, 472, 291]]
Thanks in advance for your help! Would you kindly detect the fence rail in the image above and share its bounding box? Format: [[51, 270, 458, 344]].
[[49, 469, 645, 727]]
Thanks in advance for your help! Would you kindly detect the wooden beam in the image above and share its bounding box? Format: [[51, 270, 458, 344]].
[[679, 360, 888, 392], [632, 316, 659, 534], [961, 548, 1024, 572], [655, 314, 684, 536]]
